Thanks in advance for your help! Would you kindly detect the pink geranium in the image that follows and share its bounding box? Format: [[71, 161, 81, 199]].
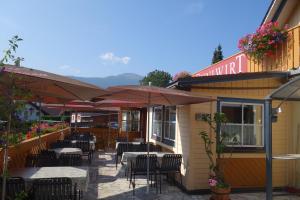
[[208, 178, 218, 187]]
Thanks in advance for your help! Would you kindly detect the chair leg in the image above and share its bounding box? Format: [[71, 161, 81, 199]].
[[129, 171, 132, 188], [180, 172, 182, 187], [155, 172, 158, 194], [115, 155, 118, 169], [159, 173, 162, 194]]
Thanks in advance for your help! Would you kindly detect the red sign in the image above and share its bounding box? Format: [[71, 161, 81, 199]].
[[193, 53, 248, 77]]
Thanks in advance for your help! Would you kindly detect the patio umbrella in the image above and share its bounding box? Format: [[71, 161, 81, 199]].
[[0, 65, 108, 101], [95, 85, 214, 193], [0, 65, 107, 200]]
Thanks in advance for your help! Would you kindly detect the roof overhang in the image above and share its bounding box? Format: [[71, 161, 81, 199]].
[[169, 71, 289, 89], [266, 75, 300, 101]]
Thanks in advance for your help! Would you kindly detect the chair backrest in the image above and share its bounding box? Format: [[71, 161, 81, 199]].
[[50, 140, 72, 149], [36, 152, 57, 167], [116, 143, 130, 156], [76, 141, 90, 152], [25, 154, 38, 167], [160, 154, 182, 172], [0, 177, 26, 199], [59, 154, 82, 166], [133, 154, 157, 172], [32, 178, 74, 200]]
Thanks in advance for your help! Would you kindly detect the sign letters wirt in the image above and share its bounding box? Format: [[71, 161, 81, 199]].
[[193, 53, 248, 77]]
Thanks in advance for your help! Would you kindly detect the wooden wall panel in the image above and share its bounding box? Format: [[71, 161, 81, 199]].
[[219, 158, 266, 188]]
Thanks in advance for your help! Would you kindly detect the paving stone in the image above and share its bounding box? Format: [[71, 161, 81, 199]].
[[83, 151, 300, 200]]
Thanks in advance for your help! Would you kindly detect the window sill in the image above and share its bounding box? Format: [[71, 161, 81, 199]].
[[224, 146, 265, 153]]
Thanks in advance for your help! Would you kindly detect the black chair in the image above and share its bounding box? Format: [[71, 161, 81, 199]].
[[50, 140, 72, 149], [59, 154, 82, 166], [158, 154, 182, 193], [25, 154, 38, 167], [32, 177, 81, 200], [36, 151, 58, 167], [130, 154, 158, 195], [76, 141, 92, 164], [115, 143, 132, 169], [0, 177, 26, 200]]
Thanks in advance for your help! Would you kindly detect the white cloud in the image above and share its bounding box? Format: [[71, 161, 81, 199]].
[[184, 1, 204, 15], [100, 52, 131, 65], [59, 65, 81, 74]]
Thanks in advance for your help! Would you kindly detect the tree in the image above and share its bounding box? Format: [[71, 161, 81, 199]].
[[140, 69, 172, 87], [211, 44, 224, 64], [0, 35, 28, 200]]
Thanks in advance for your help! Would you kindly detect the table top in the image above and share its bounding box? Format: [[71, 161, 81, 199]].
[[49, 148, 83, 155], [115, 142, 141, 149], [121, 152, 172, 163], [11, 167, 89, 191], [273, 154, 300, 160]]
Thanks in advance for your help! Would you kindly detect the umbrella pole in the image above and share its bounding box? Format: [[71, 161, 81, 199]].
[[108, 113, 111, 149], [1, 113, 11, 200], [38, 100, 42, 150], [146, 92, 151, 194]]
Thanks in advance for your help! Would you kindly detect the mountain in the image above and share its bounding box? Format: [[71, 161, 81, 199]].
[[70, 73, 143, 88]]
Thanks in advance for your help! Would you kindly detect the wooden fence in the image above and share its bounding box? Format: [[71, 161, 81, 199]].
[[0, 128, 70, 172]]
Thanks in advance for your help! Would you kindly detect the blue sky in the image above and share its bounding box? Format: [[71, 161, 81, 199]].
[[0, 0, 271, 77]]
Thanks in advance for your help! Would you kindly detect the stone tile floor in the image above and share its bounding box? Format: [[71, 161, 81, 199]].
[[84, 150, 300, 200]]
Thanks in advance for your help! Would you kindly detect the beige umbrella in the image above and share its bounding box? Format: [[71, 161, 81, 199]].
[[95, 84, 215, 193]]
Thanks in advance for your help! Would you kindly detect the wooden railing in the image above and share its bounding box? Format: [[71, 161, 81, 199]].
[[248, 25, 300, 72], [0, 128, 70, 172]]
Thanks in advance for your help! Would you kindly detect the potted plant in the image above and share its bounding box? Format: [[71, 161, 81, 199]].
[[238, 21, 288, 60], [200, 113, 237, 200]]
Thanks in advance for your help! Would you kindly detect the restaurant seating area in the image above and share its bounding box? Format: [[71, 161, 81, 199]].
[[0, 131, 94, 200], [115, 141, 183, 195]]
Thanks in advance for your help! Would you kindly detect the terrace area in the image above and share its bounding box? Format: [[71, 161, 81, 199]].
[[85, 149, 300, 200]]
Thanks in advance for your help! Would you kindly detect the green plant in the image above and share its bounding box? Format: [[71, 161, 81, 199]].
[[140, 69, 172, 87], [199, 112, 237, 189]]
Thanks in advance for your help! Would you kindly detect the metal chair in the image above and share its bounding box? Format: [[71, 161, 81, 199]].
[[76, 141, 92, 164], [32, 177, 81, 200], [158, 154, 182, 193], [130, 154, 158, 195], [25, 154, 38, 167], [115, 143, 133, 169], [36, 151, 58, 167], [59, 154, 82, 166], [0, 177, 26, 200]]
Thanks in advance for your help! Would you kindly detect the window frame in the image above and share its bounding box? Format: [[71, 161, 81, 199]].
[[151, 106, 176, 146], [121, 110, 141, 132], [218, 98, 265, 152]]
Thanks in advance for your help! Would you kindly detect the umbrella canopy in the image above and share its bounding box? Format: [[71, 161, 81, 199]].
[[95, 99, 146, 108], [95, 85, 214, 105], [0, 65, 108, 101]]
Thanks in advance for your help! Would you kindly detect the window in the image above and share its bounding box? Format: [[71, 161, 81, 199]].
[[220, 102, 264, 148], [152, 106, 163, 137], [152, 106, 176, 145], [164, 106, 176, 141], [121, 110, 140, 132]]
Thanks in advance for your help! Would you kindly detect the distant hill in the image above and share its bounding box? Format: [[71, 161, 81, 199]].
[[70, 73, 143, 88]]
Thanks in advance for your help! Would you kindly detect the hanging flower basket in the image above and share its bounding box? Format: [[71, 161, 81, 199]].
[[238, 21, 288, 60]]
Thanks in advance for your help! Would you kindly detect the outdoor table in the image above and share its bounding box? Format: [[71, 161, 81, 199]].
[[115, 142, 141, 149], [121, 151, 172, 165], [11, 166, 89, 191], [49, 147, 83, 158], [71, 140, 96, 150]]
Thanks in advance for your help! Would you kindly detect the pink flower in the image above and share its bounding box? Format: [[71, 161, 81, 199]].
[[208, 178, 218, 187]]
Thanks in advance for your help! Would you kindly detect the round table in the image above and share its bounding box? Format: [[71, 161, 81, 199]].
[[49, 148, 83, 158]]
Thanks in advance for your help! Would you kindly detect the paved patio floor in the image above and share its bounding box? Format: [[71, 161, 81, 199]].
[[84, 150, 300, 200]]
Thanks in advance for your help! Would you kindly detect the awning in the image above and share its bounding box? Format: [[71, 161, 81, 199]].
[[266, 75, 300, 100]]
